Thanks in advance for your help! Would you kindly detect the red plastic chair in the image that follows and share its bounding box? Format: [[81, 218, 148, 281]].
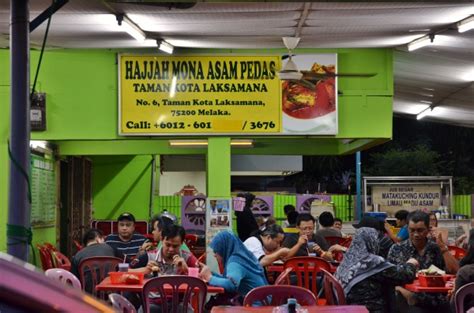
[[51, 250, 72, 271], [45, 268, 82, 289], [43, 242, 57, 251], [320, 268, 346, 305], [448, 246, 467, 260], [37, 245, 54, 271], [284, 256, 331, 304], [78, 256, 122, 298], [243, 285, 317, 306], [454, 282, 474, 313], [184, 234, 198, 248], [73, 240, 84, 251], [109, 293, 137, 313], [274, 267, 293, 285], [142, 276, 207, 313]]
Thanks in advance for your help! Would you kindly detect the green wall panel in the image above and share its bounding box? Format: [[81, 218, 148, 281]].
[[331, 195, 354, 222], [207, 138, 231, 198], [91, 155, 153, 220], [274, 194, 296, 221], [337, 96, 392, 139], [153, 195, 182, 220], [453, 195, 472, 218]]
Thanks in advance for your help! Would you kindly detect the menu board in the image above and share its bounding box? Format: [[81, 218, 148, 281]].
[[30, 154, 57, 227]]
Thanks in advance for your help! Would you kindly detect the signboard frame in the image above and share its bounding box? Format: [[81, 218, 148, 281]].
[[363, 176, 453, 218]]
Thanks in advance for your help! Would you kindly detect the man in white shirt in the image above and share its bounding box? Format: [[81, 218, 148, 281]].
[[244, 224, 292, 267]]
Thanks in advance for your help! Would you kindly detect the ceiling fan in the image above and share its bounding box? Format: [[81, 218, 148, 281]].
[[278, 37, 377, 90], [278, 37, 304, 81]]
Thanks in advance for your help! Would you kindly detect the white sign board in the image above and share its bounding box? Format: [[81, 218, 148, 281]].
[[372, 185, 441, 216]]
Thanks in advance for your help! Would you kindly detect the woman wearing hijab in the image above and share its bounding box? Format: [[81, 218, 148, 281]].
[[235, 192, 259, 242], [335, 227, 418, 313], [199, 231, 267, 299]]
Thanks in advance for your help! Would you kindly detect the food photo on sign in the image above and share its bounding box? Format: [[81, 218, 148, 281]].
[[280, 54, 338, 135]]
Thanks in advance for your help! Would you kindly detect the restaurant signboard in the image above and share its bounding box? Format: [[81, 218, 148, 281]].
[[372, 185, 442, 216], [118, 54, 338, 136], [119, 55, 281, 135]]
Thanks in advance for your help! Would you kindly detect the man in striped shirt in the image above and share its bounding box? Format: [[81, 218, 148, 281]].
[[105, 212, 147, 262]]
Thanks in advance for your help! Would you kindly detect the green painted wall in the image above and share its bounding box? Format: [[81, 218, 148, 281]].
[[154, 195, 182, 218], [30, 227, 57, 266], [453, 195, 472, 218], [91, 155, 153, 221], [0, 47, 394, 252], [0, 51, 9, 251], [274, 194, 297, 219], [0, 143, 8, 252], [0, 48, 394, 144], [207, 138, 231, 198]]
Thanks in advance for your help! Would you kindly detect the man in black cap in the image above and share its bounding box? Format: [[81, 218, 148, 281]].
[[105, 212, 147, 262], [353, 215, 394, 258]]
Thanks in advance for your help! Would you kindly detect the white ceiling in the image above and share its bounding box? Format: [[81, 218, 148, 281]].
[[0, 1, 473, 127]]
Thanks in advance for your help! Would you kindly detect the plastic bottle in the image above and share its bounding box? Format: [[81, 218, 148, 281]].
[[272, 298, 301, 313], [287, 298, 298, 313]]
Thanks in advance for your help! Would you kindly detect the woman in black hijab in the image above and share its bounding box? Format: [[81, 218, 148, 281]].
[[235, 192, 259, 242]]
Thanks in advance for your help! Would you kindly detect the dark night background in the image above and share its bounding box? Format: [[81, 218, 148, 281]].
[[231, 117, 474, 195]]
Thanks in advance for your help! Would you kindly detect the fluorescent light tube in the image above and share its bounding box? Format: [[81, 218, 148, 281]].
[[169, 139, 254, 148], [158, 40, 174, 54], [416, 107, 432, 120], [169, 140, 208, 147], [118, 15, 146, 42], [229, 140, 254, 147], [408, 35, 434, 52], [458, 15, 474, 33]]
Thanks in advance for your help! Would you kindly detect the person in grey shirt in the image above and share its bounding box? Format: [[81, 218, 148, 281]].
[[71, 229, 115, 293], [316, 211, 342, 238]]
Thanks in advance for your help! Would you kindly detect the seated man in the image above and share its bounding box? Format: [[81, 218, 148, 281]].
[[141, 215, 190, 254], [71, 228, 115, 293], [315, 211, 342, 238], [282, 213, 338, 261], [333, 217, 348, 237], [105, 213, 147, 262], [386, 209, 410, 243], [387, 210, 459, 313], [130, 224, 198, 313], [244, 224, 291, 267], [131, 224, 198, 274], [282, 204, 296, 228], [283, 210, 299, 233]]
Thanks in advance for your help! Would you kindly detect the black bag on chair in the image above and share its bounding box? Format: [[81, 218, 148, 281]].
[[205, 293, 242, 310]]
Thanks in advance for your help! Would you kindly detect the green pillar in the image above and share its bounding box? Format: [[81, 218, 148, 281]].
[[0, 143, 8, 252], [206, 137, 231, 197], [206, 137, 231, 273]]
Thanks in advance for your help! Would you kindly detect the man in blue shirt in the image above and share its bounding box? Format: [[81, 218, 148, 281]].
[[386, 209, 410, 243], [105, 212, 147, 262]]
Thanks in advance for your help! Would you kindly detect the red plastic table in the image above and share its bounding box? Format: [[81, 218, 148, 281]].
[[267, 263, 338, 274], [97, 276, 225, 311], [212, 305, 369, 313], [404, 278, 454, 293], [96, 276, 224, 294]]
